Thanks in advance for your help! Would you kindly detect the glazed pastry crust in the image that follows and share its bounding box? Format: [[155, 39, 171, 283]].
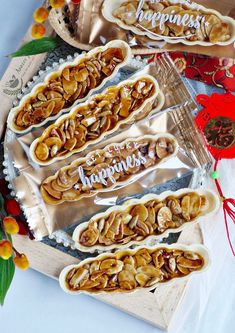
[[61, 246, 205, 294], [107, 0, 233, 44], [9, 41, 131, 133], [30, 75, 158, 165], [76, 191, 208, 249]]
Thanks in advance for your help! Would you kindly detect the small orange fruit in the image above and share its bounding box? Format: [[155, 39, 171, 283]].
[[3, 216, 19, 235], [0, 240, 13, 260], [31, 23, 46, 39], [14, 254, 29, 270], [50, 0, 65, 9], [33, 7, 49, 23]]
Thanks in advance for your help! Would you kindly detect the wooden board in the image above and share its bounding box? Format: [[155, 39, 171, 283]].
[[12, 223, 203, 330]]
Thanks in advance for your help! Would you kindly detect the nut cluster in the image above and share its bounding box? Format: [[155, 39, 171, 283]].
[[13, 47, 125, 130], [65, 247, 204, 293], [113, 0, 232, 43], [78, 192, 207, 248], [41, 135, 177, 205], [32, 77, 156, 164]]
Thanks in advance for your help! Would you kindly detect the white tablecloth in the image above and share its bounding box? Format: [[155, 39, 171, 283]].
[[1, 1, 235, 333]]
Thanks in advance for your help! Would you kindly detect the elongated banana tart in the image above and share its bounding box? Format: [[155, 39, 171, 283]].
[[41, 134, 178, 205], [73, 189, 219, 252], [8, 40, 131, 134], [102, 0, 235, 46], [59, 244, 209, 294], [30, 75, 160, 165]]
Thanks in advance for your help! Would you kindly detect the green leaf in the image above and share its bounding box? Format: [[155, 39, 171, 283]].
[[9, 37, 60, 58], [0, 230, 15, 306]]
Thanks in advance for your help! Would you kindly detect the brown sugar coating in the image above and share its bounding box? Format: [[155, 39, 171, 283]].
[[41, 135, 177, 205], [65, 247, 204, 293], [112, 1, 232, 43], [13, 47, 125, 131], [78, 192, 207, 248], [32, 77, 157, 164]]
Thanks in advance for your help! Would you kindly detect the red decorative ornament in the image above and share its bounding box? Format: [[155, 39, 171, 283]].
[[196, 92, 235, 160], [196, 92, 235, 256]]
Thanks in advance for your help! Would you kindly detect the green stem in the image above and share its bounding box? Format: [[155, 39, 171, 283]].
[[13, 247, 20, 256]]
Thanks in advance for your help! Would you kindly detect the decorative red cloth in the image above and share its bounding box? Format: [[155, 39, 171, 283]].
[[139, 52, 235, 91], [171, 52, 235, 92]]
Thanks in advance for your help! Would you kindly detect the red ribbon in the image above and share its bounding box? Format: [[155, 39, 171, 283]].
[[214, 159, 235, 256]]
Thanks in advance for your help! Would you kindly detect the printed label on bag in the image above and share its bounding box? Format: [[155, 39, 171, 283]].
[[137, 0, 203, 31], [77, 141, 147, 189]]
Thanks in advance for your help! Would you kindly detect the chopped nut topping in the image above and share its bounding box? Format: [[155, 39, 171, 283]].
[[77, 192, 207, 248], [13, 47, 126, 131], [41, 135, 177, 205], [112, 1, 232, 44], [64, 247, 204, 293], [32, 76, 157, 164]]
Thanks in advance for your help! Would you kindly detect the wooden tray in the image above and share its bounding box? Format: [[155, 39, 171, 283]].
[[0, 19, 203, 331], [12, 224, 203, 330]]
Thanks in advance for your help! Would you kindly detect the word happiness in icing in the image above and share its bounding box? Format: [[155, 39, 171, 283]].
[[76, 143, 147, 189], [136, 0, 205, 31]]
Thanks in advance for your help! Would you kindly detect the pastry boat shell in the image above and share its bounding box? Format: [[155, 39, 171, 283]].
[[102, 0, 235, 46], [41, 133, 179, 205], [73, 188, 220, 252], [30, 74, 161, 166], [59, 243, 210, 295], [8, 40, 131, 134]]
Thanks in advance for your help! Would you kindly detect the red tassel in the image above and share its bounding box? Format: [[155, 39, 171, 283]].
[[214, 159, 235, 256]]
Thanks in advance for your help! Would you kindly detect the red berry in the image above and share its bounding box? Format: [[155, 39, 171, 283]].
[[50, 0, 65, 8], [3, 217, 19, 235], [0, 240, 12, 260], [31, 23, 46, 39], [71, 0, 81, 4], [14, 253, 29, 270], [33, 7, 49, 23], [5, 199, 21, 216], [17, 220, 29, 236]]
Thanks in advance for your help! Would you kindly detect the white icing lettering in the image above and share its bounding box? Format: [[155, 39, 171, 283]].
[[135, 0, 207, 35], [181, 14, 190, 26], [98, 168, 108, 186], [126, 155, 135, 168], [78, 166, 92, 188], [77, 150, 148, 189]]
